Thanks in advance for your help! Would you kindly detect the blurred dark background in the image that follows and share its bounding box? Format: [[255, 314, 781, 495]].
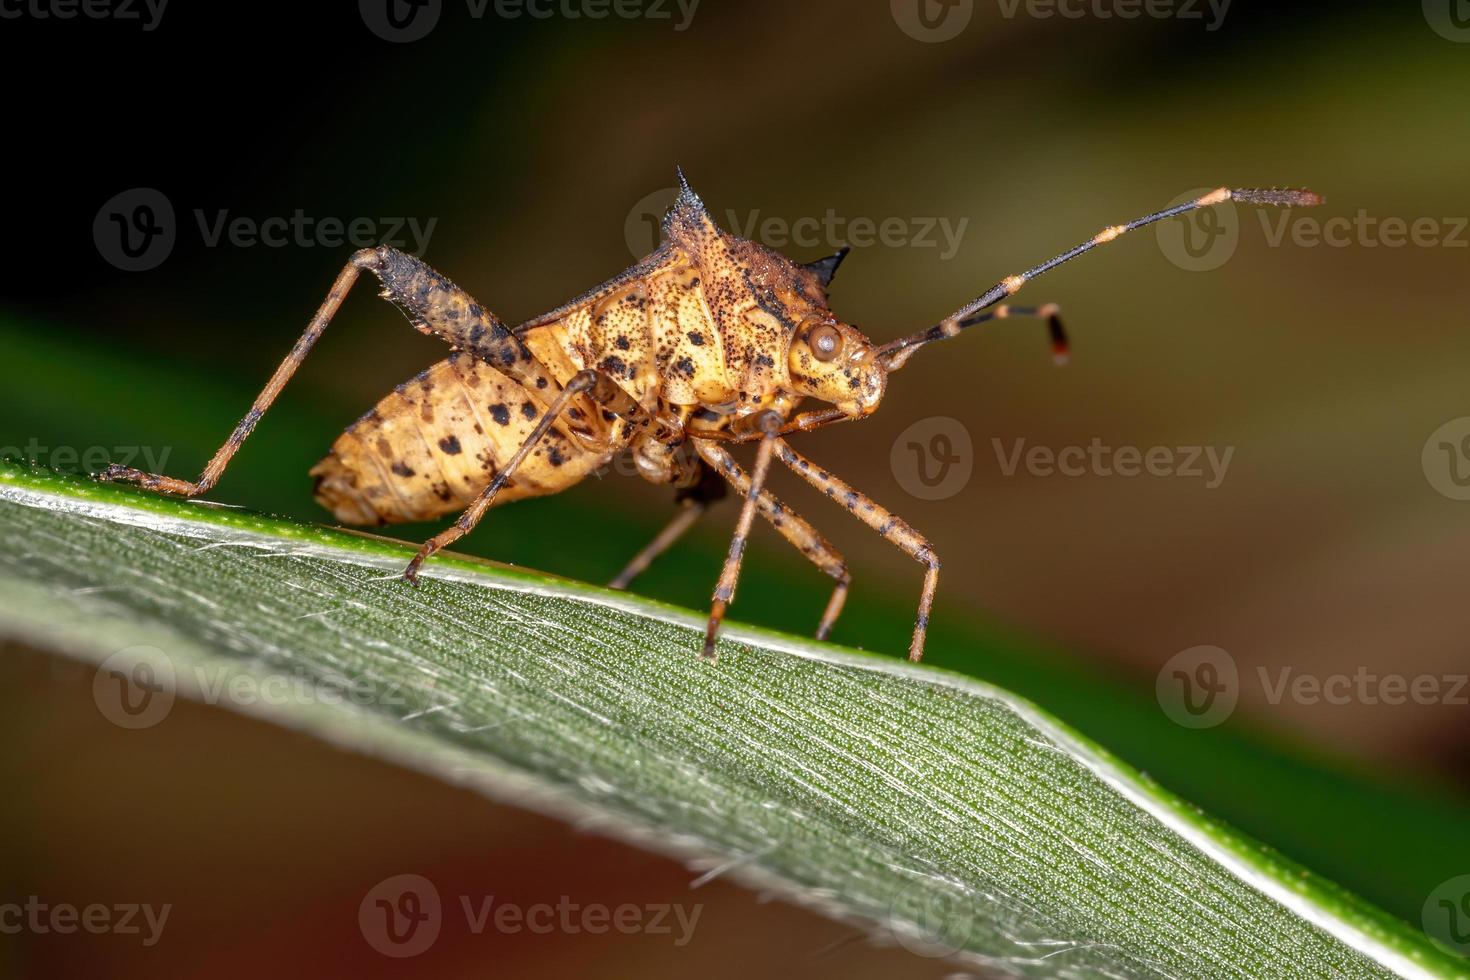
[[3, 0, 1469, 975]]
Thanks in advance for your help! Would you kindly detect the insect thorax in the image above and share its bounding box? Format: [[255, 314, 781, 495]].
[[518, 215, 845, 434]]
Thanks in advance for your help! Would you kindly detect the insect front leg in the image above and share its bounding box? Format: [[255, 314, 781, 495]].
[[772, 439, 940, 663], [698, 411, 788, 660], [694, 440, 850, 643]]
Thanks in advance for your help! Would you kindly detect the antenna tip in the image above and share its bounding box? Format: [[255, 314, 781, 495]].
[[1231, 187, 1324, 208], [1044, 306, 1069, 365]]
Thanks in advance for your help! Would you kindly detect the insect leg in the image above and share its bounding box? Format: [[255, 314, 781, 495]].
[[608, 460, 728, 590], [402, 369, 603, 582], [98, 256, 371, 496], [352, 247, 567, 407], [772, 439, 939, 663], [699, 411, 783, 660], [100, 247, 578, 498], [607, 503, 708, 591], [694, 440, 850, 642]]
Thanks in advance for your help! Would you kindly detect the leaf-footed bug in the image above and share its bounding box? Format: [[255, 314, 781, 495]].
[[99, 171, 1321, 662]]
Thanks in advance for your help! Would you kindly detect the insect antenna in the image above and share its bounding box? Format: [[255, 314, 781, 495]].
[[878, 186, 1322, 370]]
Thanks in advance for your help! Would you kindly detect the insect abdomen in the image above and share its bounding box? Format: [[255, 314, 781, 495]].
[[310, 352, 607, 525]]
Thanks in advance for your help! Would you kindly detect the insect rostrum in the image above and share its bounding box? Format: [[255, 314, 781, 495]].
[[99, 171, 1321, 663]]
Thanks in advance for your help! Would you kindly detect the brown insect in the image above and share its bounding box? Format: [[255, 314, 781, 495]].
[[100, 172, 1320, 662]]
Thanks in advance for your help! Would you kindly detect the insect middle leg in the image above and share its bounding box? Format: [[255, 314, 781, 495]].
[[693, 440, 850, 642], [608, 504, 708, 590], [99, 245, 568, 496], [608, 462, 727, 590], [772, 439, 940, 663]]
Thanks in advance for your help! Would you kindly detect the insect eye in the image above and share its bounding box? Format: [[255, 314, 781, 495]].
[[808, 323, 842, 362]]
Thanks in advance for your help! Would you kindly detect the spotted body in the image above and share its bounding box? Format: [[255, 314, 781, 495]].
[[308, 351, 607, 524], [101, 172, 1320, 661], [310, 178, 882, 525]]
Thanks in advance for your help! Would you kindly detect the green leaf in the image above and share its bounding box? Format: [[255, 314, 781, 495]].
[[0, 463, 1460, 977], [6, 315, 1467, 930]]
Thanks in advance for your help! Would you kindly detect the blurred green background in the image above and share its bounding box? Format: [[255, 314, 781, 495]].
[[3, 1, 1469, 975]]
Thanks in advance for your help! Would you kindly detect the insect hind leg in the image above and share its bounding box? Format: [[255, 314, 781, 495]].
[[99, 256, 370, 496], [99, 246, 575, 499], [357, 247, 566, 405]]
